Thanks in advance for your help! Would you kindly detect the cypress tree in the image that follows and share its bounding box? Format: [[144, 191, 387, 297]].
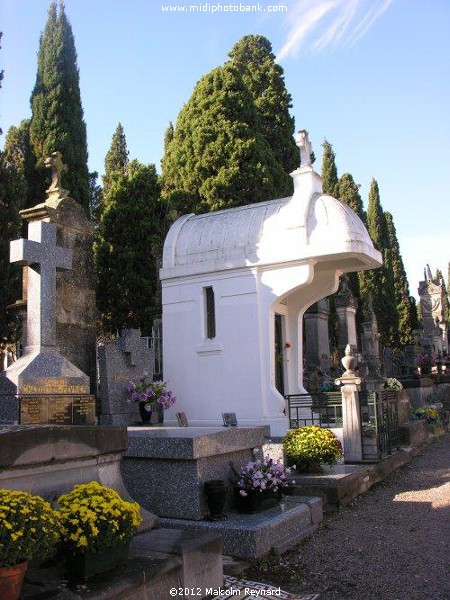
[[29, 0, 89, 210], [228, 35, 298, 186], [359, 179, 398, 347], [384, 211, 414, 345], [337, 172, 365, 222], [163, 121, 174, 152], [103, 123, 129, 196], [161, 63, 291, 214], [321, 140, 339, 197], [94, 160, 164, 333], [337, 172, 366, 331], [0, 131, 28, 340]]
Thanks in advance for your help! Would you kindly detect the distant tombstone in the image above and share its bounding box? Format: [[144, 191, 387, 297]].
[[334, 276, 358, 354], [97, 329, 154, 425], [304, 298, 332, 372], [361, 296, 383, 389], [418, 265, 448, 355]]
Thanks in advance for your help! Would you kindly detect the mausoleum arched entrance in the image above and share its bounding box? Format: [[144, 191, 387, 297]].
[[266, 264, 341, 419]]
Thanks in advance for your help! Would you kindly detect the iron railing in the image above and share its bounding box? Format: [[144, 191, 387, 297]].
[[285, 392, 343, 429], [360, 390, 401, 459], [286, 389, 401, 462]]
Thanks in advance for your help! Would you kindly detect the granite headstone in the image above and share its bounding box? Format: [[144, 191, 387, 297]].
[[97, 329, 154, 425]]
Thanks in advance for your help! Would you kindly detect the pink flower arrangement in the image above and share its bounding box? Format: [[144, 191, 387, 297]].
[[125, 377, 176, 412], [236, 452, 293, 497]]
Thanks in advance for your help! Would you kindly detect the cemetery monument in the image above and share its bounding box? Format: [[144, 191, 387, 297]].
[[160, 130, 382, 435]]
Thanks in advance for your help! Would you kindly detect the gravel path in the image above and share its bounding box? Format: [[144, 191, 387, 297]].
[[245, 433, 450, 600]]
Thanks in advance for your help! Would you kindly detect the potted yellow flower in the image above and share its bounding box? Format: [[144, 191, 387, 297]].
[[0, 489, 60, 600], [283, 426, 343, 473], [57, 482, 142, 579]]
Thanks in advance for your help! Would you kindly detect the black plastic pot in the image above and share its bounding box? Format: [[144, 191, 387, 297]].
[[204, 480, 227, 520]]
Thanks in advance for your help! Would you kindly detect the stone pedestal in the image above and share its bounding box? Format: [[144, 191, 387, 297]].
[[336, 346, 363, 463]]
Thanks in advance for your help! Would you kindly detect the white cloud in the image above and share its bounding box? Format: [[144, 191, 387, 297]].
[[276, 0, 394, 61]]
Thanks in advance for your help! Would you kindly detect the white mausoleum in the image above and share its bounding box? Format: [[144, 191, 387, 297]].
[[160, 132, 382, 436]]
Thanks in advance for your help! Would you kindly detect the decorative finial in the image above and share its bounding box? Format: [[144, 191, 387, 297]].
[[296, 130, 312, 168], [341, 343, 357, 376], [45, 151, 69, 201]]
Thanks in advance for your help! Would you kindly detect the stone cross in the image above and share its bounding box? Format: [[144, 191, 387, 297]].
[[118, 329, 146, 368], [10, 221, 72, 351]]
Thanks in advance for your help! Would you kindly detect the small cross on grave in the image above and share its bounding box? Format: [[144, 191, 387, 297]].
[[118, 329, 145, 367], [10, 221, 72, 351]]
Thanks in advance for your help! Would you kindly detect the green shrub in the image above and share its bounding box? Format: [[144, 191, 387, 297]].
[[283, 426, 343, 473]]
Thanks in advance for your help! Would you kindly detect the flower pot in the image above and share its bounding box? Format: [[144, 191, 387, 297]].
[[139, 402, 152, 424], [204, 480, 227, 519], [139, 403, 164, 424], [66, 543, 129, 580], [0, 561, 28, 600], [234, 487, 282, 514]]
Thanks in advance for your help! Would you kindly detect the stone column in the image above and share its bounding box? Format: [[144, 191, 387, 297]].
[[335, 344, 363, 463]]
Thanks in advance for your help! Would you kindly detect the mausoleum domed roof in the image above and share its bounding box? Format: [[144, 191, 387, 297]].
[[161, 131, 382, 279]]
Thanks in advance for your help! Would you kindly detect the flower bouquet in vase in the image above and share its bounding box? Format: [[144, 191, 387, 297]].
[[232, 450, 293, 514], [125, 376, 176, 424]]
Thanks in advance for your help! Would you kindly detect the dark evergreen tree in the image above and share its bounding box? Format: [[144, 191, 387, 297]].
[[337, 173, 365, 222], [0, 130, 28, 340], [359, 179, 398, 347], [161, 63, 291, 214], [163, 121, 174, 152], [1, 121, 34, 209], [321, 140, 339, 197], [29, 1, 89, 211], [103, 123, 129, 196], [88, 171, 102, 222], [337, 172, 366, 332], [228, 34, 298, 186], [94, 160, 165, 333], [0, 31, 4, 135], [384, 211, 414, 345]]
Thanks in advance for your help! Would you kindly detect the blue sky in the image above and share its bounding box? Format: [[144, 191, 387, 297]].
[[1, 0, 449, 298]]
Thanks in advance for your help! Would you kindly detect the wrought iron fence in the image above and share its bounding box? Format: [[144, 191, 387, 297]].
[[360, 390, 401, 460], [285, 392, 343, 428], [143, 320, 163, 380], [286, 389, 401, 462]]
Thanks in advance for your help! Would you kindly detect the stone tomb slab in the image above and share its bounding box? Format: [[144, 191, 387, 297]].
[[20, 394, 96, 425], [121, 426, 269, 520], [158, 496, 323, 559]]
